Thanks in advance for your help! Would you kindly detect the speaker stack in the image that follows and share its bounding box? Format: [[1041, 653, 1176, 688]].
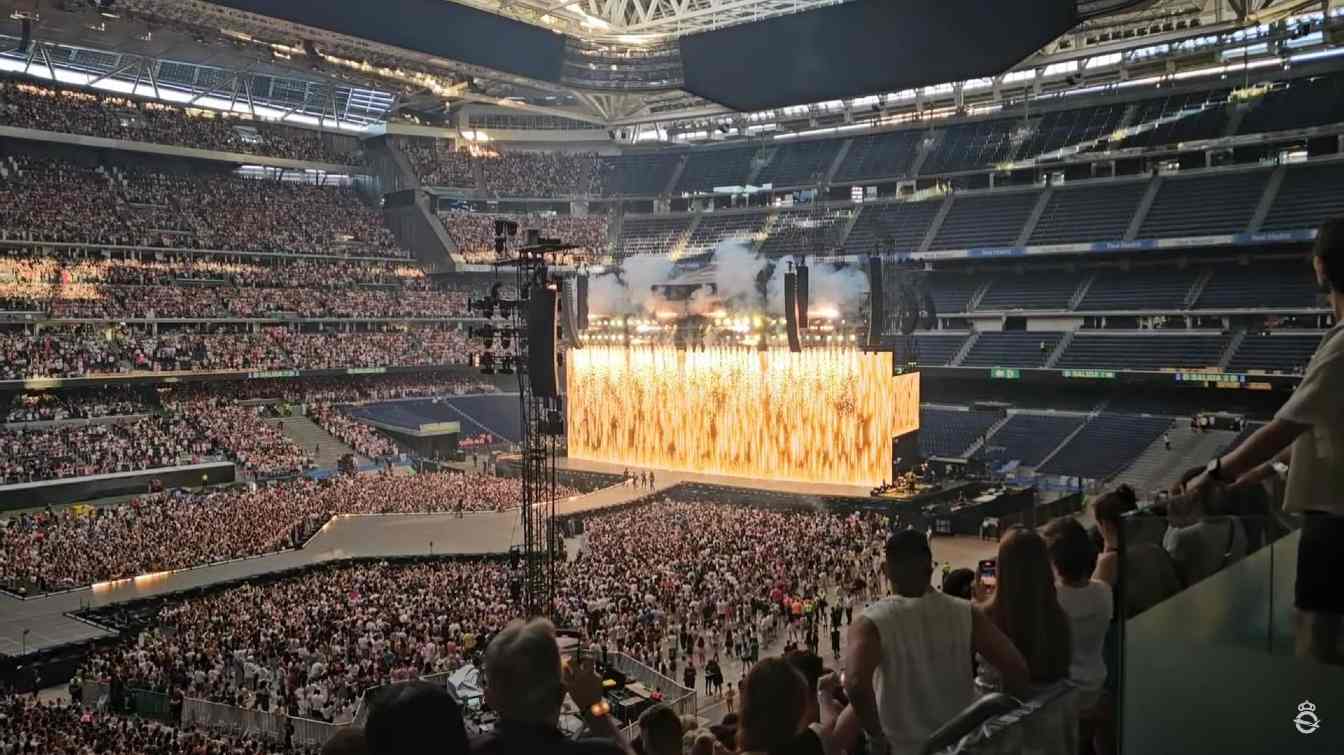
[[528, 286, 560, 398], [784, 271, 802, 353], [865, 256, 884, 349]]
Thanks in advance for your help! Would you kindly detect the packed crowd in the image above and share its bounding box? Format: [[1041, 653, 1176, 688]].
[[397, 137, 607, 196], [396, 138, 477, 187], [0, 325, 472, 379], [476, 149, 606, 197], [437, 210, 608, 263], [0, 255, 431, 291], [80, 560, 512, 721], [310, 403, 399, 458], [0, 416, 212, 484], [162, 373, 499, 405], [0, 694, 307, 755], [40, 503, 881, 724], [4, 386, 151, 423], [0, 471, 573, 593], [44, 285, 467, 320], [0, 81, 356, 163], [163, 396, 313, 478], [0, 157, 404, 257]]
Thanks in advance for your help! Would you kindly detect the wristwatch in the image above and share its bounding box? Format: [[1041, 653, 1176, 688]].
[[1205, 456, 1224, 482]]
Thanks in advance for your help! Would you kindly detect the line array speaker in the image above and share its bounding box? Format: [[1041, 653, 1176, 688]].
[[865, 256, 884, 349], [795, 263, 809, 330], [784, 271, 801, 353], [528, 287, 560, 398]]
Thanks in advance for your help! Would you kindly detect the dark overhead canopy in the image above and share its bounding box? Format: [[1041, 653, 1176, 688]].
[[207, 1, 1081, 115], [678, 0, 1080, 111], [203, 0, 566, 83]]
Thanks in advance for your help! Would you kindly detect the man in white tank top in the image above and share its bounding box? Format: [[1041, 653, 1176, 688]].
[[843, 530, 1028, 755]]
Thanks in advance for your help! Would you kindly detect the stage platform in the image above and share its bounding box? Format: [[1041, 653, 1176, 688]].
[[554, 457, 877, 500]]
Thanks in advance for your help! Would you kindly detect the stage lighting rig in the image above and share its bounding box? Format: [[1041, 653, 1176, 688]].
[[466, 218, 592, 619]]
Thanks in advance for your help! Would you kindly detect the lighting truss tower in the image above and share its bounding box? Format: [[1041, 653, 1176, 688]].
[[469, 223, 580, 618]]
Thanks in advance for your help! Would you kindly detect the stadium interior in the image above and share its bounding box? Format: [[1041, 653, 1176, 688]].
[[0, 0, 1341, 753]]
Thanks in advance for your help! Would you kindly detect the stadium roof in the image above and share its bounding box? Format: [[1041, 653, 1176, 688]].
[[0, 0, 1327, 134]]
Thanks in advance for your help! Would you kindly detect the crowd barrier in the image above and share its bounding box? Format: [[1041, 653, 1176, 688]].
[[182, 696, 289, 742], [609, 652, 698, 741]]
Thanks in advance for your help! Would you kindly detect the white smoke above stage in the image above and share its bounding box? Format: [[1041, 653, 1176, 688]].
[[589, 239, 868, 318]]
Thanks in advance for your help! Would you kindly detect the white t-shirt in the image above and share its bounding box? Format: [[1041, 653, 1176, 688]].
[[1276, 322, 1344, 514], [1056, 580, 1113, 692], [862, 590, 974, 755]]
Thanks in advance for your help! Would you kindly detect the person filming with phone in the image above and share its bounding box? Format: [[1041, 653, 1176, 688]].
[[972, 528, 1072, 697]]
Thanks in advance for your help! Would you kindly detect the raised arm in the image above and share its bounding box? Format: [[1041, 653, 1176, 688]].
[[841, 615, 886, 753]]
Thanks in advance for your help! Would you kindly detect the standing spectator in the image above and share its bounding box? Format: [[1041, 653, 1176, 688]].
[[365, 681, 468, 755], [1042, 517, 1113, 707], [1091, 486, 1181, 619], [975, 529, 1071, 694], [736, 658, 809, 755], [638, 704, 684, 755], [1178, 222, 1344, 665], [474, 618, 629, 755], [843, 530, 1027, 755]]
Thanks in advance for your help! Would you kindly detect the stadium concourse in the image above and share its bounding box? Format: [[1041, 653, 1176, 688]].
[[1, 1, 1344, 754]]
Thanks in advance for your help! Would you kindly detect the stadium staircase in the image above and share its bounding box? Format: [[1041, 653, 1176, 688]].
[[1044, 331, 1073, 369], [1125, 176, 1163, 240], [663, 155, 689, 196], [824, 139, 853, 185], [746, 146, 774, 186], [909, 130, 941, 177], [281, 416, 362, 468], [671, 214, 701, 259], [1221, 101, 1249, 139], [960, 413, 1013, 458], [1034, 417, 1093, 471], [949, 332, 980, 367], [1115, 103, 1141, 131], [919, 195, 955, 253], [1183, 269, 1214, 309], [966, 280, 993, 312], [1247, 165, 1286, 233], [365, 137, 420, 194], [1110, 423, 1235, 498], [1218, 331, 1246, 370], [382, 192, 458, 274], [1016, 188, 1052, 246], [1068, 275, 1096, 310], [753, 211, 779, 254]]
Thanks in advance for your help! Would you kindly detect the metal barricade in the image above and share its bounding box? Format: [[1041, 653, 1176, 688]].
[[127, 688, 176, 724], [182, 697, 288, 742], [81, 681, 110, 711], [289, 716, 348, 749]]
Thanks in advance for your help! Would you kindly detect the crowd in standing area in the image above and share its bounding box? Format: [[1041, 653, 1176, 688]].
[[0, 80, 357, 163], [0, 471, 574, 594]]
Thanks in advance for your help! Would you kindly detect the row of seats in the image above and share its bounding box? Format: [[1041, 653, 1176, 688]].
[[617, 160, 1344, 256], [975, 413, 1084, 467], [1038, 413, 1172, 479], [891, 330, 1322, 374], [596, 74, 1339, 194], [918, 406, 1001, 457], [1054, 335, 1230, 372]]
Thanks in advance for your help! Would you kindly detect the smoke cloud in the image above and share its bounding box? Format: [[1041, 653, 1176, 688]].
[[585, 237, 868, 318]]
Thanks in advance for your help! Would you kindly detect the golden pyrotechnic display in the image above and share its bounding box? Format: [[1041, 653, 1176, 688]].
[[566, 346, 920, 487]]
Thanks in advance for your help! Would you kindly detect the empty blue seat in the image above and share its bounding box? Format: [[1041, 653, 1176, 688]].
[[1039, 414, 1171, 480]]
